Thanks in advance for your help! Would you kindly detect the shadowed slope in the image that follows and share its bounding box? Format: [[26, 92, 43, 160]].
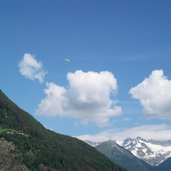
[[0, 90, 126, 171]]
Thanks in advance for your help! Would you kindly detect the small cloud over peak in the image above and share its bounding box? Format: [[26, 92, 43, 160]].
[[19, 53, 47, 83], [37, 70, 121, 125]]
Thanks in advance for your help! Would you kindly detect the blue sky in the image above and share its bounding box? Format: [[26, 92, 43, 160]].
[[1, 0, 171, 141]]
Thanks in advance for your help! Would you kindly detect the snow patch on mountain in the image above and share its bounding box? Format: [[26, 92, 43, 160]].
[[85, 140, 101, 147]]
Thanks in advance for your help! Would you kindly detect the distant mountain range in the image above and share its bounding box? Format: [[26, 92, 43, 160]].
[[96, 141, 151, 171], [86, 137, 171, 171], [120, 137, 171, 166], [0, 89, 125, 171]]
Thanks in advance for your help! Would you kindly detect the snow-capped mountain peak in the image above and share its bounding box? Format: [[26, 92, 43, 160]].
[[84, 137, 171, 166], [121, 137, 171, 166]]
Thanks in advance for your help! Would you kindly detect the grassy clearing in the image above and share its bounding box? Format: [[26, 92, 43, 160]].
[[0, 127, 28, 137], [0, 127, 7, 133]]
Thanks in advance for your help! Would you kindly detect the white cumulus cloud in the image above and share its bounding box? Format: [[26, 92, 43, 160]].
[[19, 53, 47, 83], [37, 70, 121, 125], [129, 70, 171, 119], [77, 124, 171, 142]]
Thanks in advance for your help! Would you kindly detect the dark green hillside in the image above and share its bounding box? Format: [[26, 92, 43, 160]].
[[0, 90, 125, 171], [0, 89, 45, 137]]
